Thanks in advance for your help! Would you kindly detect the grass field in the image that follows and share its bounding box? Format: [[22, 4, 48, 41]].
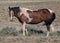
[[0, 1, 60, 43]]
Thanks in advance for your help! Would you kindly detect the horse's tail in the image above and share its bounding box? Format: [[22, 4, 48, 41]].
[[52, 12, 56, 21], [43, 12, 56, 26], [47, 8, 56, 20]]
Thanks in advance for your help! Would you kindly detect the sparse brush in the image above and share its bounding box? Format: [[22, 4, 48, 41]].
[[0, 26, 18, 36]]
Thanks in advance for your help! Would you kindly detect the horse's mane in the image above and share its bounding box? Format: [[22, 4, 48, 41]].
[[9, 7, 20, 14]]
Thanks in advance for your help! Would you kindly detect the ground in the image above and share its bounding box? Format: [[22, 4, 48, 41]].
[[0, 1, 60, 43]]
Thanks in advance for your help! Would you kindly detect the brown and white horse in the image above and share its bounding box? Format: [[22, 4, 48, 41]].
[[8, 6, 56, 37]]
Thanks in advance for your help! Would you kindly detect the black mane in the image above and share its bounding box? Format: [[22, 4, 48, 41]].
[[9, 7, 20, 14]]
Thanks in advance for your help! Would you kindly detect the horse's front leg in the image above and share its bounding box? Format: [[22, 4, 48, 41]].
[[25, 28, 28, 35], [22, 22, 26, 36]]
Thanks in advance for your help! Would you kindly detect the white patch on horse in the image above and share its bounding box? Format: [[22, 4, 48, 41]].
[[20, 7, 33, 22], [48, 9, 54, 14], [22, 22, 26, 36], [10, 11, 13, 20]]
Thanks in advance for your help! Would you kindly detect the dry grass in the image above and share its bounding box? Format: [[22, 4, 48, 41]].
[[0, 32, 60, 43], [0, 26, 60, 43]]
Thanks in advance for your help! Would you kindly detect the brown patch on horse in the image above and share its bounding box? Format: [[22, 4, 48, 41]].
[[27, 9, 52, 24], [19, 14, 29, 23]]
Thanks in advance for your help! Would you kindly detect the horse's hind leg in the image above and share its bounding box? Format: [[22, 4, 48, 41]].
[[46, 24, 54, 37], [50, 24, 54, 32], [46, 25, 50, 37], [44, 21, 50, 37], [45, 21, 54, 37]]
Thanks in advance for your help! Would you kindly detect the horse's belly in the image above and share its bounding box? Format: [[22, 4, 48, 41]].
[[29, 18, 42, 24]]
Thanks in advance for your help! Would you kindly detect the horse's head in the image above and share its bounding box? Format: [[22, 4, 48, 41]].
[[8, 6, 20, 21]]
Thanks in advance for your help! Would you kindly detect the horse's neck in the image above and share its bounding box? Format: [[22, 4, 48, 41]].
[[15, 13, 23, 23]]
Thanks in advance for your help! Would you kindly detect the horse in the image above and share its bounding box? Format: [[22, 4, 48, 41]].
[[8, 6, 56, 37]]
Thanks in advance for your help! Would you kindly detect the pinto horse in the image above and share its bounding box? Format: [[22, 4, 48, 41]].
[[8, 6, 56, 37]]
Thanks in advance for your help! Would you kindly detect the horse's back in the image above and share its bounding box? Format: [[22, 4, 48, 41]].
[[27, 9, 51, 19]]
